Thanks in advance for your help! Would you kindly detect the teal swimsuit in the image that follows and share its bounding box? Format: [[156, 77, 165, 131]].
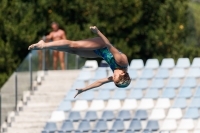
[[94, 47, 127, 71]]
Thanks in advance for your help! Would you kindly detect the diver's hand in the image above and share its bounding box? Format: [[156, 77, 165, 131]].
[[74, 88, 84, 98], [28, 40, 45, 50], [90, 26, 99, 34]]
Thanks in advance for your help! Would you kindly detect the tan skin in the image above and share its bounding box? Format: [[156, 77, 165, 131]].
[[28, 26, 129, 98], [45, 23, 66, 70]]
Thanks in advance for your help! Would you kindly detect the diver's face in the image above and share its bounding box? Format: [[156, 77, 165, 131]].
[[51, 24, 58, 31], [113, 73, 120, 83], [113, 69, 125, 83]]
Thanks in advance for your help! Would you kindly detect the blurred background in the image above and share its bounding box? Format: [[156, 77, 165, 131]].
[[0, 0, 200, 133]]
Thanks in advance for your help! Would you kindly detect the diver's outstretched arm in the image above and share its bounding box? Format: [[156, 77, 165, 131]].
[[74, 76, 113, 98]]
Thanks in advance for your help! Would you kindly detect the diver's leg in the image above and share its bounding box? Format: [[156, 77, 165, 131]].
[[65, 50, 100, 58], [28, 37, 106, 50]]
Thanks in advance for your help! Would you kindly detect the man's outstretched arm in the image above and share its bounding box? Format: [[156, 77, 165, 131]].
[[44, 32, 53, 42], [74, 76, 113, 98]]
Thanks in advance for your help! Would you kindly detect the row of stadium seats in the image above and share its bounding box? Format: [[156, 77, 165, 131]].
[[82, 58, 200, 72], [130, 58, 200, 69], [78, 68, 200, 81], [50, 108, 200, 121], [64, 86, 200, 101], [72, 77, 199, 91], [57, 97, 200, 111], [43, 118, 200, 133]]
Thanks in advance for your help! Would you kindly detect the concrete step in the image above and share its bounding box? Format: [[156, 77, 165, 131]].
[[18, 112, 52, 117], [34, 89, 69, 93], [26, 102, 60, 107], [37, 85, 70, 88], [36, 87, 71, 91], [29, 97, 64, 102], [43, 76, 72, 79], [42, 77, 72, 80], [7, 128, 42, 133], [38, 83, 73, 88], [33, 91, 68, 95], [30, 94, 65, 98], [45, 70, 80, 76], [34, 90, 69, 93], [14, 116, 49, 122], [22, 107, 56, 112], [10, 122, 45, 128]]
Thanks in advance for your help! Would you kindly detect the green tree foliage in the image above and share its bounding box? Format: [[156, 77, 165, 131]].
[[187, 2, 200, 45], [0, 0, 199, 87]]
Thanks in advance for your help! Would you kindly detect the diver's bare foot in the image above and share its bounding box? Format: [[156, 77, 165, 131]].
[[28, 40, 45, 50]]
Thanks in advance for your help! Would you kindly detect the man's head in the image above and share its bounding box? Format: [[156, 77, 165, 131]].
[[113, 69, 131, 88], [51, 22, 59, 31]]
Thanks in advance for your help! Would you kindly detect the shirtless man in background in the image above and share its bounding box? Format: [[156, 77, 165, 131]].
[[45, 22, 66, 70]]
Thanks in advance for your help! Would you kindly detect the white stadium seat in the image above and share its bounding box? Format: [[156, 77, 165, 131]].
[[161, 58, 175, 69], [92, 69, 107, 79], [73, 100, 88, 111], [192, 57, 200, 67], [171, 68, 185, 78], [105, 99, 121, 110], [49, 111, 65, 122], [176, 58, 190, 68], [167, 108, 182, 119], [77, 70, 92, 80], [161, 119, 177, 130], [155, 98, 171, 109], [89, 100, 105, 111], [83, 60, 98, 70], [196, 119, 200, 129], [145, 59, 159, 69], [121, 99, 137, 110], [175, 130, 189, 133], [138, 99, 154, 109], [149, 109, 165, 120], [178, 119, 194, 130], [193, 130, 200, 133], [187, 68, 200, 78], [130, 59, 144, 70]]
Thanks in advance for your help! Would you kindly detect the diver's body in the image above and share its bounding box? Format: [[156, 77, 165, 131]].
[[28, 26, 131, 98]]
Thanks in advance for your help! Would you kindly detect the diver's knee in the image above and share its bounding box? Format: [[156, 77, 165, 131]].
[[70, 42, 81, 49]]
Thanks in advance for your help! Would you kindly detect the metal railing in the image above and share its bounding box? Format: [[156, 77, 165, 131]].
[[0, 50, 86, 127]]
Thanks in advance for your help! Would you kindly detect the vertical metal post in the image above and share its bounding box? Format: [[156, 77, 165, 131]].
[[42, 36, 46, 70], [29, 52, 32, 91], [77, 56, 79, 69], [42, 49, 46, 70], [65, 52, 68, 69], [0, 93, 1, 128], [15, 72, 18, 111], [75, 55, 79, 69]]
